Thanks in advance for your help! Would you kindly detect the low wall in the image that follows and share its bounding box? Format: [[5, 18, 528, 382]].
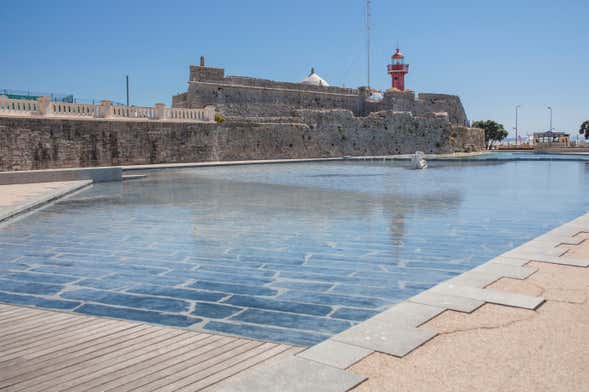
[[0, 113, 484, 171], [0, 167, 121, 184]]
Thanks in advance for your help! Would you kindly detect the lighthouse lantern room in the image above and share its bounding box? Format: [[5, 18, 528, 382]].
[[387, 48, 409, 91]]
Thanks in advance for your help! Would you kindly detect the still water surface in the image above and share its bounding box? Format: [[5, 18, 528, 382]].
[[0, 160, 587, 344]]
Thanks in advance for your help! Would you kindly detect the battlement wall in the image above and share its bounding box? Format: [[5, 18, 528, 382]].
[[174, 78, 364, 117], [176, 65, 469, 125]]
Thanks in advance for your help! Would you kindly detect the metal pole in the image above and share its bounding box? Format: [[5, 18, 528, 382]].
[[515, 105, 520, 145], [547, 106, 552, 131], [126, 75, 130, 107], [366, 0, 371, 90]]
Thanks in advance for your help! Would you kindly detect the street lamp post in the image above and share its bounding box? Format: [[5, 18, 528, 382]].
[[547, 106, 553, 131], [515, 105, 521, 145]]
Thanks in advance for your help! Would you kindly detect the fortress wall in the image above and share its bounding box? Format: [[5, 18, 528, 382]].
[[297, 109, 483, 156], [368, 91, 469, 126], [178, 81, 363, 117], [0, 113, 484, 171], [176, 66, 470, 125], [414, 93, 469, 126]]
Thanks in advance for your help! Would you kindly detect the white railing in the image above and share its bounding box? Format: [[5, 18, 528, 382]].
[[112, 105, 156, 119], [0, 97, 39, 116], [51, 102, 98, 118], [0, 95, 215, 123], [165, 107, 209, 121]]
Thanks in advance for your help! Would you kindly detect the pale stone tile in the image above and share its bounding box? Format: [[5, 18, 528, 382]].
[[432, 285, 544, 310], [409, 291, 484, 313], [527, 255, 589, 268], [297, 339, 372, 369], [370, 301, 444, 328], [211, 355, 366, 392], [471, 262, 538, 280], [332, 318, 437, 357]]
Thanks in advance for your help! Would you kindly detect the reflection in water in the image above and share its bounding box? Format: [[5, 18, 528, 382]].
[[0, 160, 588, 345]]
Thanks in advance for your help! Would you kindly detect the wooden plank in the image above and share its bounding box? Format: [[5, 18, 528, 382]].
[[0, 311, 71, 331], [109, 339, 257, 392], [0, 323, 142, 379], [6, 323, 146, 363], [0, 317, 95, 349], [0, 317, 103, 352], [82, 336, 239, 392], [0, 307, 37, 321], [135, 341, 271, 392], [186, 344, 294, 391], [0, 312, 82, 340], [0, 304, 299, 392], [16, 330, 189, 392], [0, 319, 118, 364], [63, 333, 217, 392], [1, 328, 179, 392], [0, 327, 164, 389]]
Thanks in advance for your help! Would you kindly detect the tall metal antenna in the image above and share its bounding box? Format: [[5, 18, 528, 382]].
[[366, 0, 371, 89]]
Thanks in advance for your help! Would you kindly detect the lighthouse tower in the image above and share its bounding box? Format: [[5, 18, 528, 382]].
[[387, 48, 409, 91]]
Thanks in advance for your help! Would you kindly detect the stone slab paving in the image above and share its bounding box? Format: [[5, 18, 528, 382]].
[[331, 319, 438, 357], [207, 356, 365, 392], [408, 291, 484, 313], [297, 340, 373, 369]]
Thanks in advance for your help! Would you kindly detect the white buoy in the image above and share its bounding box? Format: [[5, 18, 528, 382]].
[[410, 151, 428, 169]]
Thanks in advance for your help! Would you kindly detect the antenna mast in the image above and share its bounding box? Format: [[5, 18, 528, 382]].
[[366, 0, 371, 90]]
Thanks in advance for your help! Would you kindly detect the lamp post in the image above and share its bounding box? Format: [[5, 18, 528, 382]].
[[515, 105, 521, 145], [126, 75, 130, 107], [547, 106, 553, 131]]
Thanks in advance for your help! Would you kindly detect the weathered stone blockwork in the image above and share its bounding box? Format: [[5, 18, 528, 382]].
[[173, 65, 470, 126], [0, 112, 483, 171]]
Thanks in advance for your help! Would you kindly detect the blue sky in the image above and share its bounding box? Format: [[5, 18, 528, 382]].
[[1, 0, 587, 137]]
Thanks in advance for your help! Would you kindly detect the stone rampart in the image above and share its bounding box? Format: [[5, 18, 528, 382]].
[[174, 65, 469, 125], [0, 112, 484, 171], [174, 80, 363, 117]]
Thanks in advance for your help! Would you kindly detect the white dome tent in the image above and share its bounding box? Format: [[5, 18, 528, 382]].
[[300, 68, 329, 87]]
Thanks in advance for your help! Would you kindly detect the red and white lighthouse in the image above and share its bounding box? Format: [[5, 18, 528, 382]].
[[387, 48, 409, 91]]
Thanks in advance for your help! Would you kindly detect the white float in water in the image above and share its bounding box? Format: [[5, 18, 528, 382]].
[[410, 151, 428, 169]]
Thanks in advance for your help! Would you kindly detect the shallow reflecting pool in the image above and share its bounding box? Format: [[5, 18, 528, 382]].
[[1, 160, 588, 345]]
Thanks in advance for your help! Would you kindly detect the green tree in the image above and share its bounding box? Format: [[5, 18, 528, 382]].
[[472, 120, 509, 149], [579, 120, 589, 139]]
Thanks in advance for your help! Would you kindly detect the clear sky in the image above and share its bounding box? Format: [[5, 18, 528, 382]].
[[1, 0, 587, 137]]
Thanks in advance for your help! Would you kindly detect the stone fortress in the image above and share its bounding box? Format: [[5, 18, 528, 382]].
[[0, 50, 484, 171], [173, 55, 470, 126]]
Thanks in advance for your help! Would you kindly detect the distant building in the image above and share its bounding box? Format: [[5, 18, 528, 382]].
[[300, 68, 329, 87], [533, 131, 570, 147]]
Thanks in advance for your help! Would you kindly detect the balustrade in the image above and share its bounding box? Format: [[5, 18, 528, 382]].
[[0, 96, 214, 123]]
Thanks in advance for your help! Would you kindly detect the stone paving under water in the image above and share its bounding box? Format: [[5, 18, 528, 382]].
[[0, 160, 588, 345]]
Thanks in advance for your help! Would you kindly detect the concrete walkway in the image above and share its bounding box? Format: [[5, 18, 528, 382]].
[[349, 239, 589, 391], [0, 181, 91, 223]]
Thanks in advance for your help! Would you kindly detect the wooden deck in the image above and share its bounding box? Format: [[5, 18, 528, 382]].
[[0, 303, 301, 392]]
